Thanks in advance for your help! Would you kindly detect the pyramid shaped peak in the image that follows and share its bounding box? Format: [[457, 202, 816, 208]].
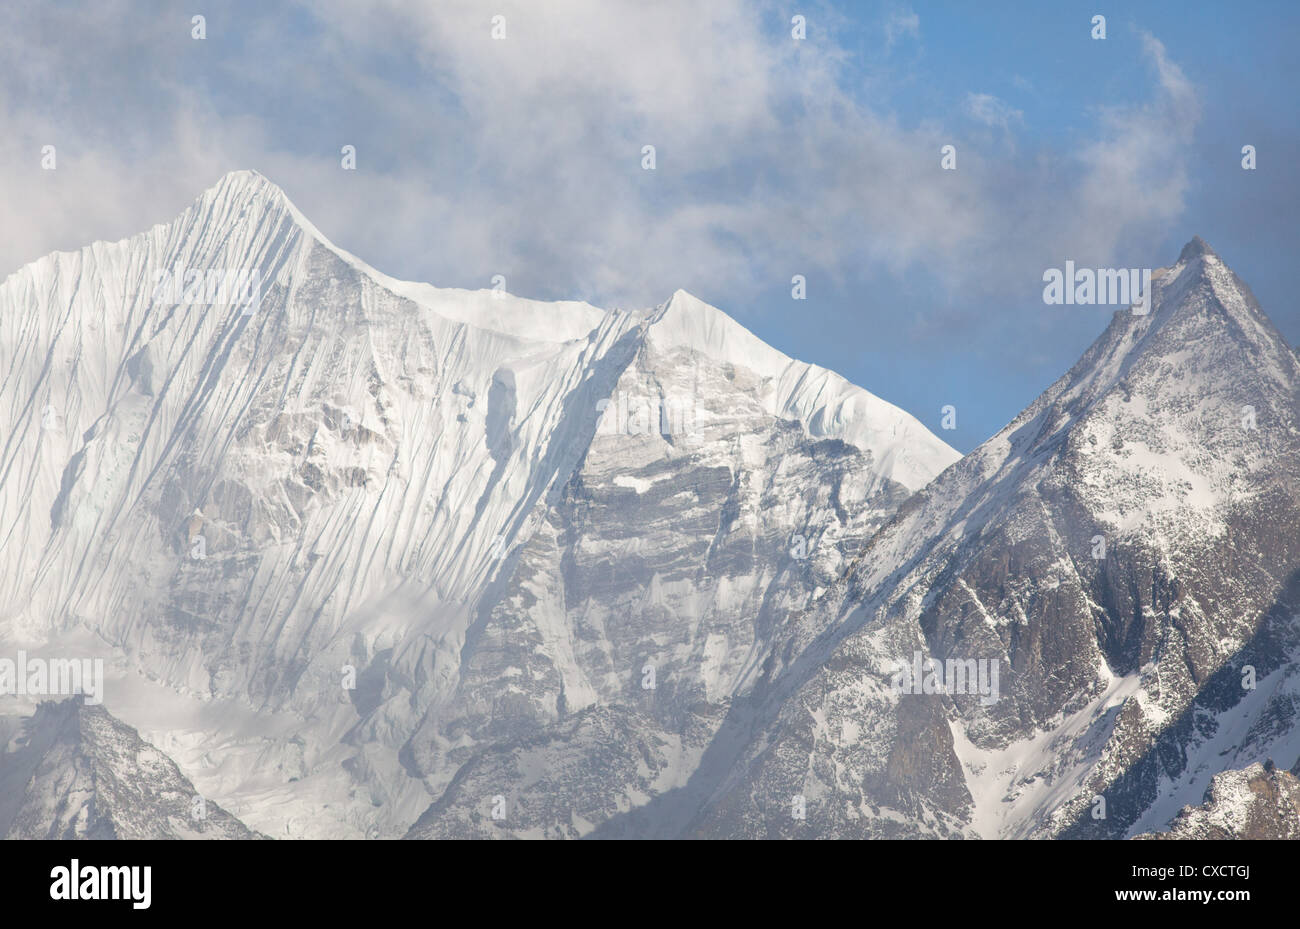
[[666, 287, 711, 310], [183, 168, 335, 251]]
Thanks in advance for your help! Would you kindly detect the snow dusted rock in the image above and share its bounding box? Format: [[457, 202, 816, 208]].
[[1135, 760, 1300, 840], [677, 238, 1300, 839], [395, 304, 935, 809], [0, 698, 263, 839], [0, 171, 956, 838]]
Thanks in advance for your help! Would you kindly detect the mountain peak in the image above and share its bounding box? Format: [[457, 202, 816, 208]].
[[647, 287, 958, 489], [1177, 235, 1217, 263], [191, 168, 299, 231], [208, 168, 286, 199]]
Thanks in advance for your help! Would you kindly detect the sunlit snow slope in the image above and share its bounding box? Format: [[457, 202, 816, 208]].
[[0, 170, 957, 838]]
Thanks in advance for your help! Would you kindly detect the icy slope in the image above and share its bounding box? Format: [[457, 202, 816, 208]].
[[649, 289, 957, 491], [0, 170, 954, 838]]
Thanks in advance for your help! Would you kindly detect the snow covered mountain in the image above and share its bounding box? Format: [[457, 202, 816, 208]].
[[0, 170, 957, 838], [4, 171, 1293, 841], [670, 237, 1300, 839]]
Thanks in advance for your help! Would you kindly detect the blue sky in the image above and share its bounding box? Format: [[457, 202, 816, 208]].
[[3, 0, 1296, 451]]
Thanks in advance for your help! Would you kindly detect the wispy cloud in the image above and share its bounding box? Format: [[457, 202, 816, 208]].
[[884, 6, 920, 48], [1071, 31, 1202, 262], [965, 92, 1023, 131]]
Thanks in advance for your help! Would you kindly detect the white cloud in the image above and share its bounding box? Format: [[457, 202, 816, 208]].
[[0, 2, 1201, 315]]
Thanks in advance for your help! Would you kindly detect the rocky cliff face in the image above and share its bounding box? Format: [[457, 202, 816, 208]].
[[0, 699, 263, 839]]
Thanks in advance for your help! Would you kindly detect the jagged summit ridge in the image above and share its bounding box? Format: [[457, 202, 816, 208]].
[[193, 174, 960, 485], [1, 169, 958, 485]]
